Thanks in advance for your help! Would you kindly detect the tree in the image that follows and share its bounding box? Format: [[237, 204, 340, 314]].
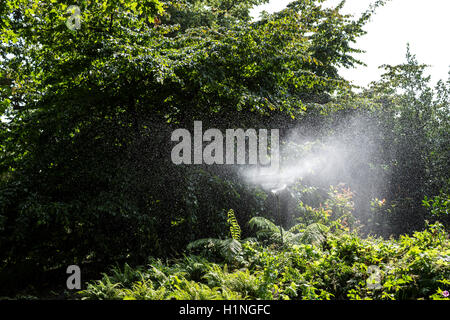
[[363, 45, 450, 234]]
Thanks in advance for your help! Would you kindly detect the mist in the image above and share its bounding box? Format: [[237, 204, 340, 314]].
[[239, 113, 388, 229]]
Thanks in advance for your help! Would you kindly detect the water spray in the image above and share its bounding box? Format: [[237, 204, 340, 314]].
[[245, 170, 290, 245]]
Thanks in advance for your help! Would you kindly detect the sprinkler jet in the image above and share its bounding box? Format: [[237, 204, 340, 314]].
[[271, 184, 287, 194]]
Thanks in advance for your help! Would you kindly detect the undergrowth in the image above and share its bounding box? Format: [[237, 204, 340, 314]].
[[79, 220, 449, 300]]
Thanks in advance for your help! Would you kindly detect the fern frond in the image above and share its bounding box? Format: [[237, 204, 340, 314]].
[[248, 216, 293, 245], [227, 209, 241, 241], [187, 238, 243, 264], [299, 223, 329, 246], [248, 217, 280, 237], [288, 223, 305, 234], [288, 232, 304, 244], [241, 237, 258, 244], [249, 217, 279, 232]]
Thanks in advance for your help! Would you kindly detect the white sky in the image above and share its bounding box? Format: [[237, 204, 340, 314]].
[[250, 0, 450, 87]]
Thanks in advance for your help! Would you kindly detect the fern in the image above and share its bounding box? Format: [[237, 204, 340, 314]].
[[187, 238, 243, 264], [299, 223, 329, 246], [187, 238, 224, 252], [249, 217, 329, 246], [249, 217, 279, 236], [203, 265, 260, 299], [249, 217, 286, 243], [227, 209, 241, 241]]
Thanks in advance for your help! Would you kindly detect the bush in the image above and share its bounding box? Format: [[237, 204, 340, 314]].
[[79, 221, 450, 300]]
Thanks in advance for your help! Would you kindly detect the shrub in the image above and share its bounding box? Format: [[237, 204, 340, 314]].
[[79, 221, 449, 300]]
